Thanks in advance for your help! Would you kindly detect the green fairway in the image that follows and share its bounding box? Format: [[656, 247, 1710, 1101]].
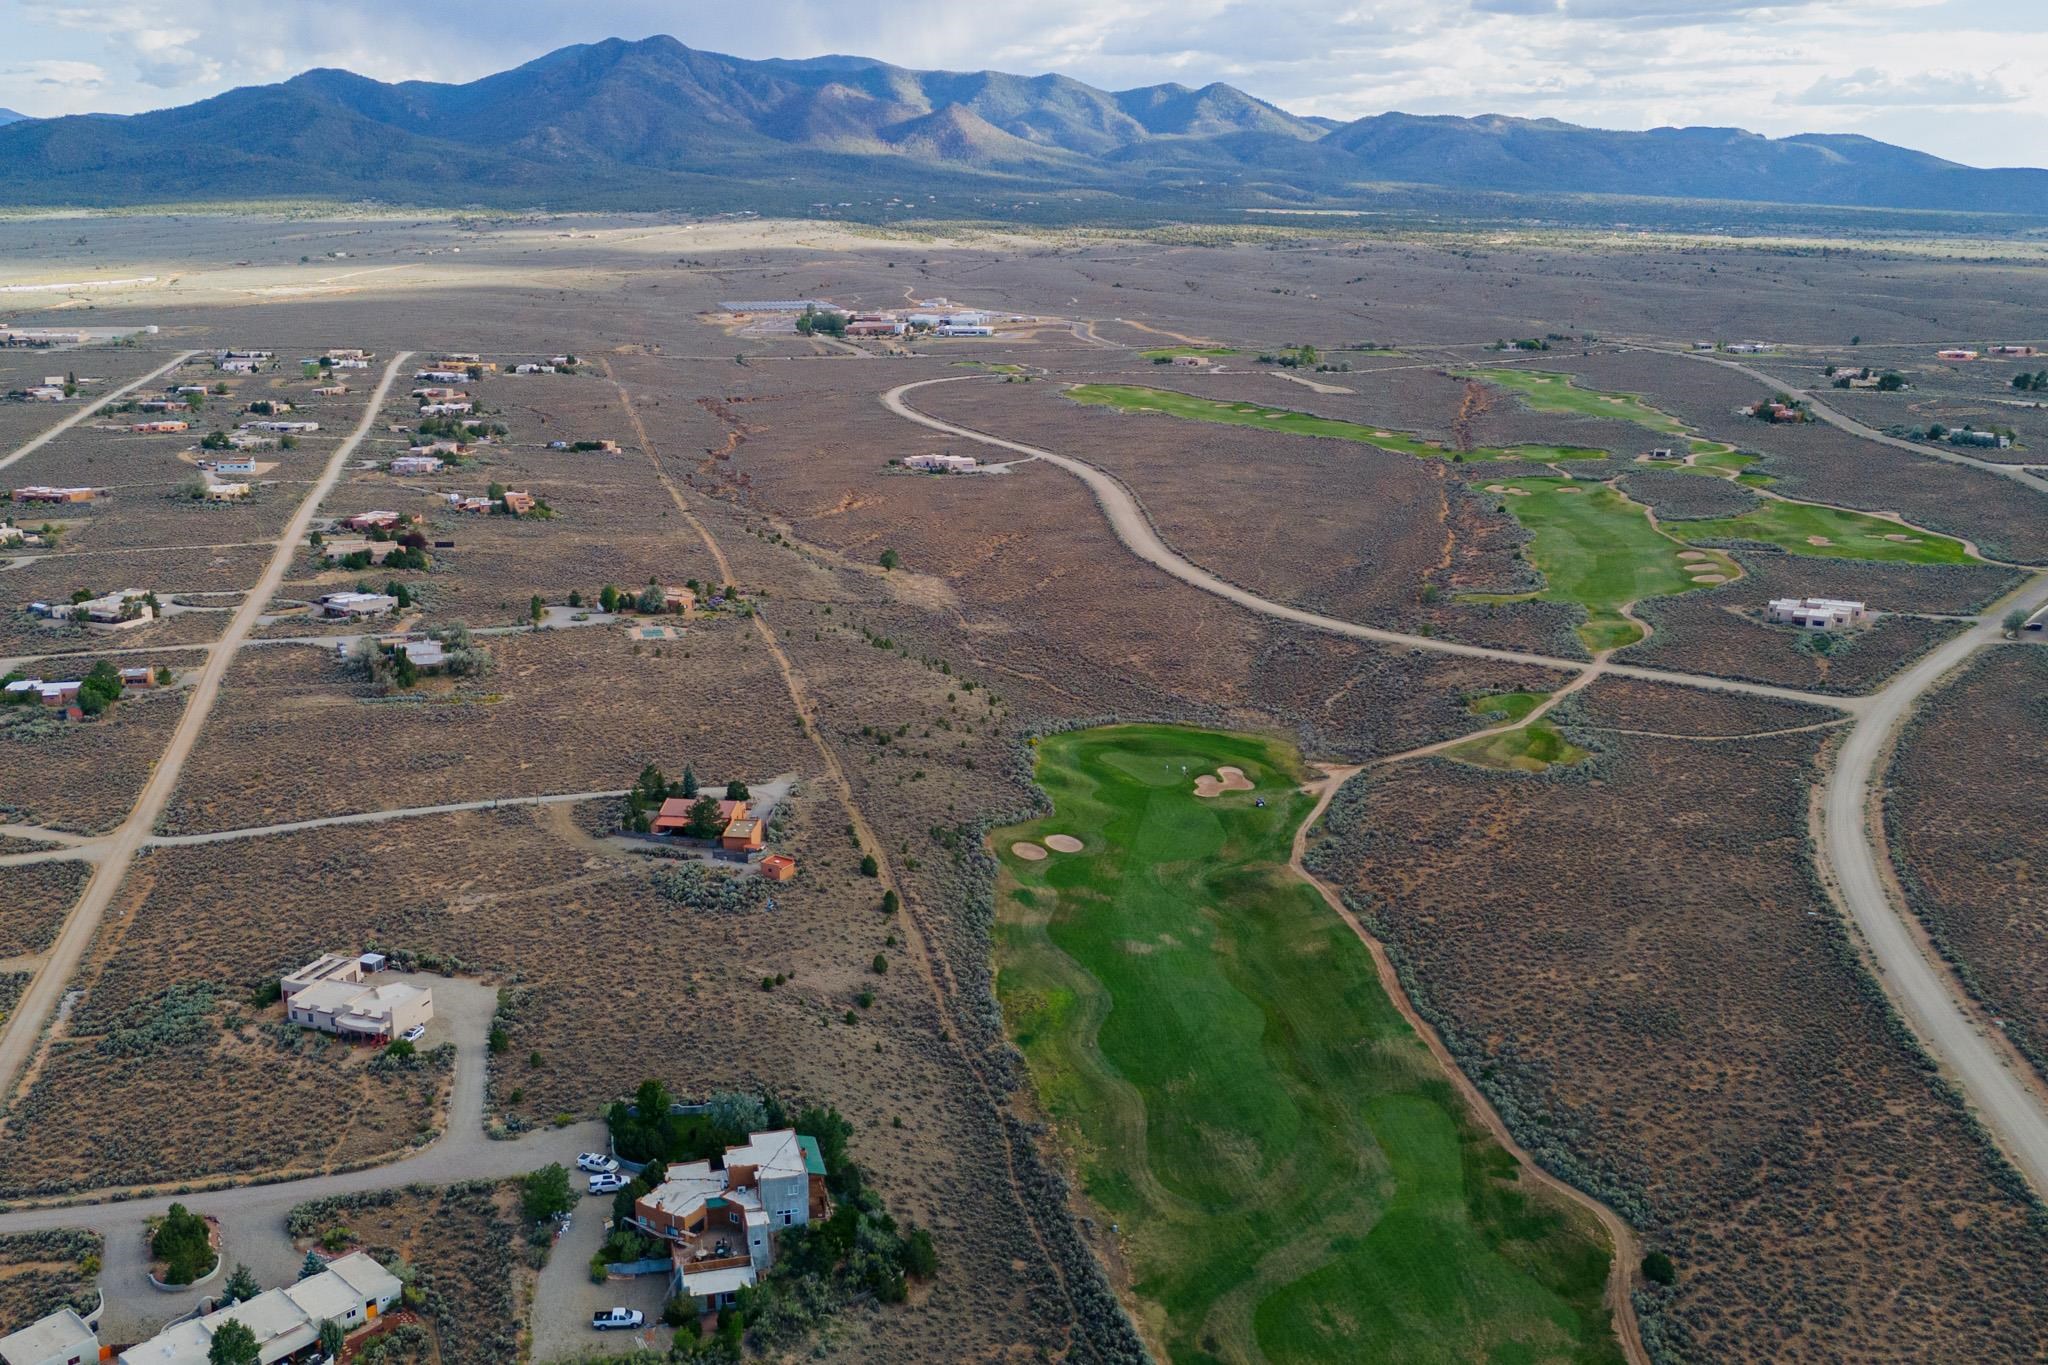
[[1447, 720, 1590, 773], [1473, 479, 1738, 651], [1141, 345, 1239, 359], [995, 726, 1621, 1365], [1672, 500, 1973, 564], [1454, 369, 1689, 438], [1064, 383, 1608, 462]]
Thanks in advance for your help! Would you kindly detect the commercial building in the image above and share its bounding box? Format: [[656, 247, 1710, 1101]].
[[0, 1306, 99, 1365], [1766, 597, 1870, 630]]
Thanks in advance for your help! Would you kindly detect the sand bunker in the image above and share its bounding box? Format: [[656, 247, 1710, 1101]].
[[1690, 573, 1729, 584], [1807, 536, 1834, 546], [1193, 766, 1255, 798], [1010, 841, 1047, 861], [1884, 533, 1915, 542], [1044, 834, 1084, 853], [1676, 550, 1709, 561], [1485, 483, 1507, 493]]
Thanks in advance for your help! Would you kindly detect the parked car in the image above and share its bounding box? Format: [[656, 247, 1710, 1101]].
[[591, 1308, 644, 1331], [401, 1023, 426, 1043], [588, 1173, 629, 1194], [577, 1152, 618, 1174]]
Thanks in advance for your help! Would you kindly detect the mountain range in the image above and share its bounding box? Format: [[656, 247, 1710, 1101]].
[[1, 36, 2042, 219]]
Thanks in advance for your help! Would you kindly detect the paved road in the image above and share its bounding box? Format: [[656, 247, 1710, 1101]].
[[1664, 347, 2048, 497], [1820, 573, 2048, 1193], [0, 973, 602, 1341], [0, 350, 200, 475], [881, 376, 1858, 712], [0, 353, 414, 1109]]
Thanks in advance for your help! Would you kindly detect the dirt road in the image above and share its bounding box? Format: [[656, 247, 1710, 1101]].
[[0, 350, 200, 475], [1818, 572, 2048, 1193], [0, 352, 413, 1110]]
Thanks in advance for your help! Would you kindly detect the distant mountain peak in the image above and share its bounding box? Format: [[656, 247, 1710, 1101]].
[[0, 41, 2034, 215]]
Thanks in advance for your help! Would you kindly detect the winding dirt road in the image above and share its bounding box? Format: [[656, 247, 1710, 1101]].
[[1818, 575, 2048, 1191], [882, 375, 1855, 711], [0, 352, 413, 1108]]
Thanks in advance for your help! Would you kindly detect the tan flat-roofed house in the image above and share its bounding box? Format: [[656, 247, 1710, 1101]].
[[0, 1307, 101, 1365], [282, 954, 431, 1042]]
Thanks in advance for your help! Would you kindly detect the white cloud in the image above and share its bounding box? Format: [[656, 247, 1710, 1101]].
[[0, 58, 106, 89], [1791, 66, 2023, 107]]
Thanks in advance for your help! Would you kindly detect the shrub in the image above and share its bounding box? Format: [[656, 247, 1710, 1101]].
[[654, 862, 770, 914], [152, 1204, 214, 1284], [1642, 1250, 1677, 1286], [521, 1164, 574, 1223], [860, 854, 879, 878]]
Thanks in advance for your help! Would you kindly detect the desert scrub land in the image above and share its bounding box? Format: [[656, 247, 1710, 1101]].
[[157, 625, 813, 832], [1306, 695, 2048, 1361], [1, 677, 193, 834], [1887, 647, 2048, 1079], [0, 979, 449, 1198], [287, 1183, 522, 1365], [0, 861, 88, 958], [1063, 382, 1608, 462], [995, 724, 1620, 1365], [0, 1229, 101, 1326]]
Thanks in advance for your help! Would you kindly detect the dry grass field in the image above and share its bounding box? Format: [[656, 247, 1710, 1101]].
[[1886, 647, 2048, 1078]]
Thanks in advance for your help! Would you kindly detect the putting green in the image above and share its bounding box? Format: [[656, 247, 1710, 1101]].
[[1469, 479, 1738, 651], [995, 725, 1621, 1365], [1453, 369, 1689, 438], [1466, 690, 1551, 723], [1448, 720, 1590, 773], [1065, 384, 1608, 463], [1672, 501, 1972, 564]]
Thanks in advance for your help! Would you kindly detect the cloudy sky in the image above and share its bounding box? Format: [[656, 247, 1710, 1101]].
[[2, 0, 2040, 167]]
